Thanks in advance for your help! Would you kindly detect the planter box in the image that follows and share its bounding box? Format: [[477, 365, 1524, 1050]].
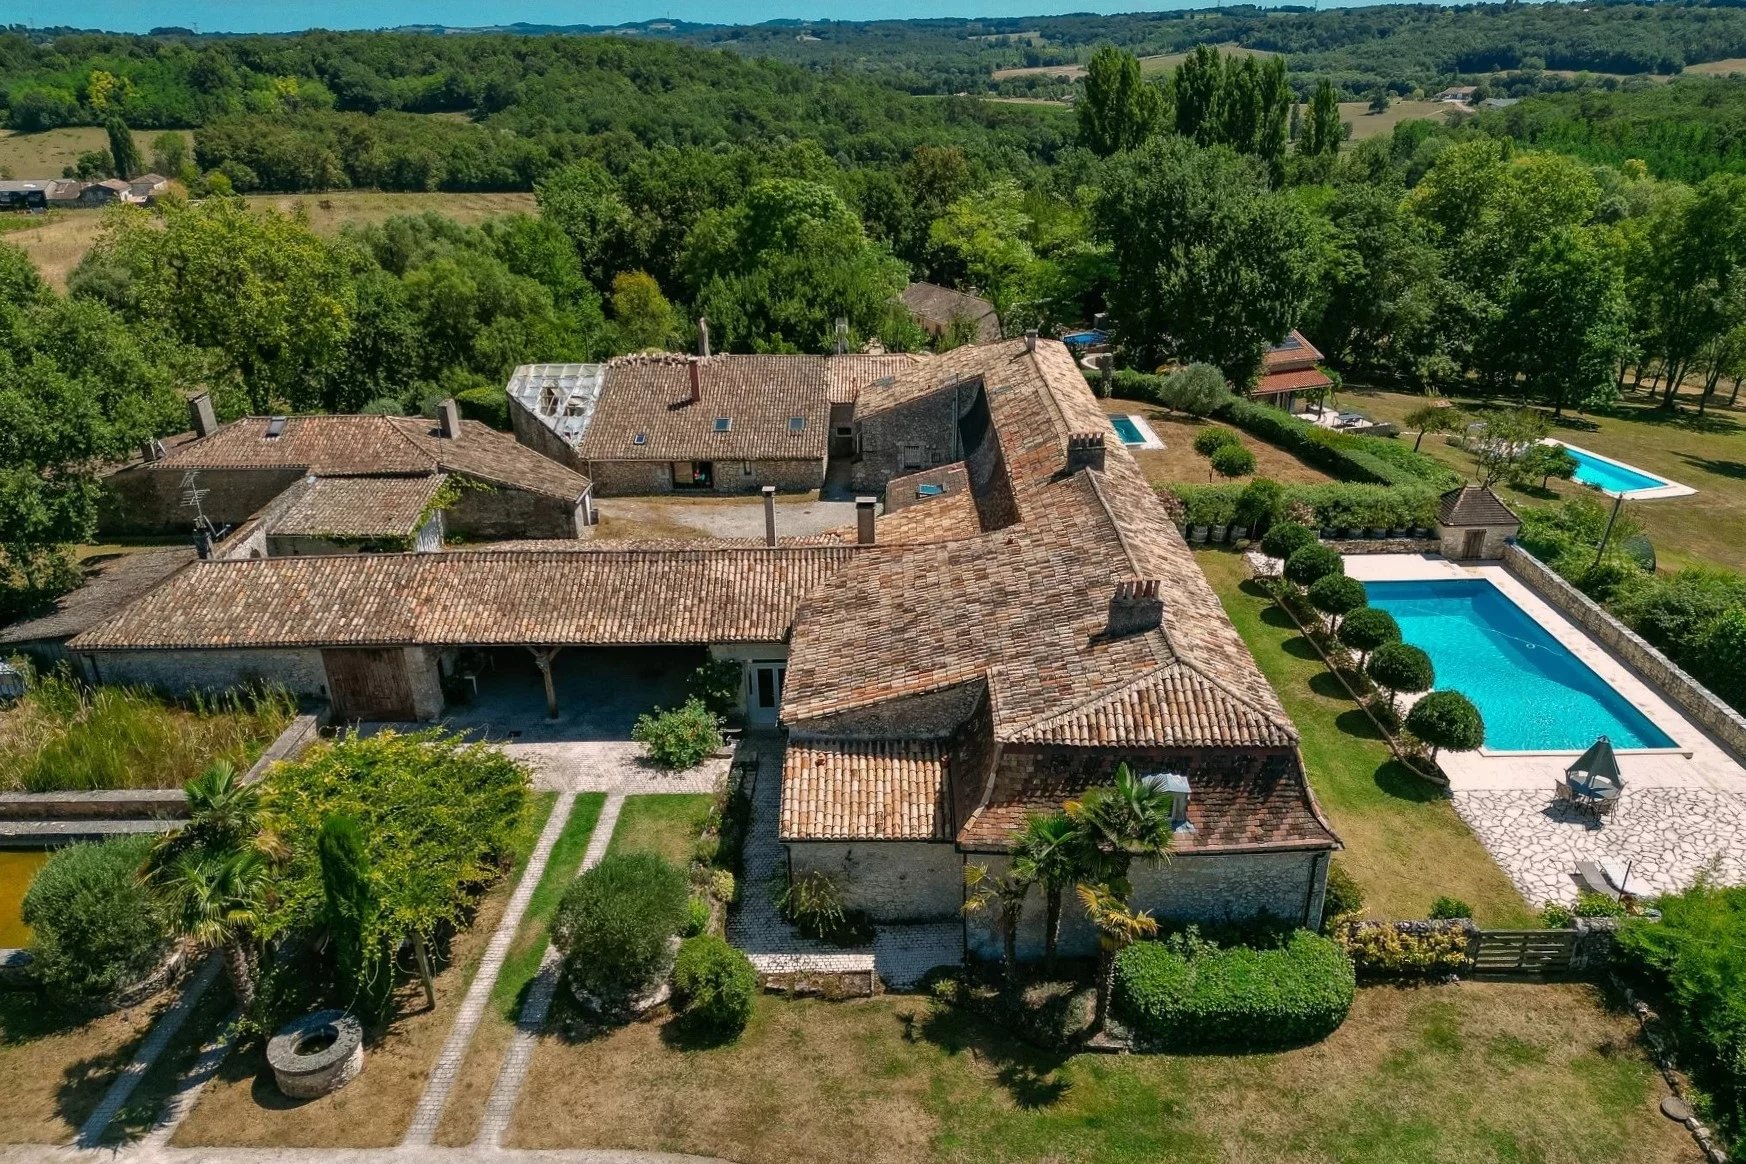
[[1189, 526, 1209, 544]]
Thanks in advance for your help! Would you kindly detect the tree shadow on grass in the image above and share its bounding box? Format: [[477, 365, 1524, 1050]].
[[1374, 759, 1444, 805], [1258, 603, 1299, 631], [55, 1038, 147, 1133], [911, 1000, 1072, 1110], [1677, 454, 1746, 481], [1333, 705, 1386, 741], [1607, 402, 1743, 436]]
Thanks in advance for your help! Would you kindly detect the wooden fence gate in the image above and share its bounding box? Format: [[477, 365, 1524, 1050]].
[[1469, 929, 1579, 977]]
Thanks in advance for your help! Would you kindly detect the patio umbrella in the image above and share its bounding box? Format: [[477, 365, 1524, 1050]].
[[1566, 736, 1624, 798]]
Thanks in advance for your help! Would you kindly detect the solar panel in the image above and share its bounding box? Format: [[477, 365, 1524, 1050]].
[[1272, 333, 1305, 352]]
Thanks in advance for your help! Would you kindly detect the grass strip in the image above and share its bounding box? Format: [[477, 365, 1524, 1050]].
[[491, 792, 605, 1021]]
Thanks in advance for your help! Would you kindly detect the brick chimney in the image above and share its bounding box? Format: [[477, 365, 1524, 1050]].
[[1025, 328, 1038, 354], [1108, 580, 1164, 638], [688, 358, 702, 405], [762, 485, 777, 547], [188, 392, 218, 439], [437, 397, 462, 440], [698, 318, 710, 358], [1066, 431, 1106, 474], [856, 496, 877, 545]]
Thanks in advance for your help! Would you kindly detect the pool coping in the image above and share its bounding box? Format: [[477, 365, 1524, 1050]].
[[1362, 575, 1684, 755], [1109, 412, 1165, 451], [1544, 438, 1696, 500]]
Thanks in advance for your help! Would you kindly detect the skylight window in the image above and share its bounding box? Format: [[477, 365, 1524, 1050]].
[[788, 416, 806, 432], [264, 417, 287, 439], [632, 433, 647, 446], [713, 417, 733, 433]]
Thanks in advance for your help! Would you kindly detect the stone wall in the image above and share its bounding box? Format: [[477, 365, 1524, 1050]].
[[1439, 523, 1514, 560], [447, 484, 584, 541], [100, 465, 304, 535], [406, 647, 445, 721], [510, 403, 590, 476], [1504, 545, 1746, 759], [585, 458, 823, 497], [966, 849, 1329, 961], [852, 382, 966, 492], [85, 647, 331, 700], [787, 840, 964, 923]]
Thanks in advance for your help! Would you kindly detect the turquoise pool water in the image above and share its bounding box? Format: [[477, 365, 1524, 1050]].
[[1110, 415, 1146, 445], [1365, 579, 1676, 751], [1558, 444, 1670, 495]]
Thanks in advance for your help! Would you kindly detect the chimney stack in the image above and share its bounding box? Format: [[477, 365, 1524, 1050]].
[[688, 358, 702, 405], [437, 397, 462, 440], [698, 317, 711, 358], [835, 318, 849, 356], [1066, 431, 1106, 474], [189, 392, 217, 439], [1024, 328, 1038, 354], [1108, 579, 1164, 638], [762, 485, 777, 547], [855, 496, 877, 546]]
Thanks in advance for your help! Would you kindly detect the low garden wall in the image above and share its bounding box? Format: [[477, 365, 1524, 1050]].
[[1503, 547, 1746, 760]]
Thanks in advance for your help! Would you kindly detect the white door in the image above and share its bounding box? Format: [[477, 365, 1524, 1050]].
[[749, 661, 785, 726]]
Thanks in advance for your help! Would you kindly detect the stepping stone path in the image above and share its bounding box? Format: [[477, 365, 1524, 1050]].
[[1453, 787, 1746, 905]]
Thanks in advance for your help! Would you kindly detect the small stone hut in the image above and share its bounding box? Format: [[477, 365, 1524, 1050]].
[[1437, 485, 1520, 560]]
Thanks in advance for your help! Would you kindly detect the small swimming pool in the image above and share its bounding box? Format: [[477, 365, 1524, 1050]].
[[1107, 413, 1164, 450], [1365, 578, 1676, 752], [1550, 441, 1692, 499], [1062, 329, 1108, 346]]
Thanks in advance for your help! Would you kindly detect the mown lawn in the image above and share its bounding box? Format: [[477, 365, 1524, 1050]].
[[1195, 548, 1533, 926], [606, 794, 713, 868], [507, 983, 1692, 1164], [1100, 398, 1336, 487], [1346, 384, 1746, 574]]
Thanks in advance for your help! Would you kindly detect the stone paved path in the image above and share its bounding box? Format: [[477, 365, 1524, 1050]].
[[477, 792, 626, 1148], [77, 955, 223, 1148], [405, 791, 580, 1147], [1454, 787, 1746, 905], [728, 736, 958, 991]]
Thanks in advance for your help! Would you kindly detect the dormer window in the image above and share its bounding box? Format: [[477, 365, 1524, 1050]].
[[1145, 771, 1194, 833], [713, 417, 732, 433]]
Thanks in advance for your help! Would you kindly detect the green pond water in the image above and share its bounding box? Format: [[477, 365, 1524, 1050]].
[[0, 850, 49, 948]]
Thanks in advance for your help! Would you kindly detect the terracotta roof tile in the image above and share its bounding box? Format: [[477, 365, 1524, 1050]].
[[270, 475, 446, 539], [780, 738, 951, 841], [0, 548, 196, 645], [1252, 367, 1333, 396], [1438, 485, 1519, 526]]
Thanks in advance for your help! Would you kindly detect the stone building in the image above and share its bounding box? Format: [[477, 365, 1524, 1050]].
[[67, 338, 1339, 952], [1247, 329, 1334, 414], [505, 352, 920, 495], [898, 281, 1001, 345], [102, 396, 594, 548], [1436, 485, 1520, 560]]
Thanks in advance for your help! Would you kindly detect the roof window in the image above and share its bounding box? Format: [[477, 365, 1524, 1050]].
[[788, 416, 806, 432], [713, 417, 733, 433], [264, 417, 287, 439], [632, 433, 647, 446]]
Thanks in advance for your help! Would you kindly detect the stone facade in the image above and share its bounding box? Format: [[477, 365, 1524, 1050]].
[[405, 647, 445, 721], [585, 457, 823, 497], [84, 646, 330, 699], [787, 840, 965, 923], [1505, 545, 1746, 759], [101, 466, 305, 535], [850, 382, 971, 492], [445, 484, 586, 540], [1438, 521, 1514, 560], [964, 848, 1331, 961]]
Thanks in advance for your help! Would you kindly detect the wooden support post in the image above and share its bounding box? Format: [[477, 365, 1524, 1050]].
[[529, 646, 565, 720], [412, 931, 436, 1011]]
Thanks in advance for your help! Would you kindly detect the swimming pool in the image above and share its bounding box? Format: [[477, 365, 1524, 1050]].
[[1549, 441, 1692, 499], [1365, 578, 1676, 751], [1110, 415, 1145, 444]]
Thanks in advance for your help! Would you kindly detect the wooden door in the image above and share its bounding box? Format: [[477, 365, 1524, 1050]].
[[323, 648, 416, 721], [1462, 529, 1487, 560]]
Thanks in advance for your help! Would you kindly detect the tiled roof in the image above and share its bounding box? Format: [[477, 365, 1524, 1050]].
[[574, 354, 919, 463], [149, 415, 589, 502], [1263, 329, 1324, 371], [1252, 367, 1333, 396], [957, 749, 1339, 853], [269, 475, 446, 539], [780, 738, 951, 841], [1438, 485, 1519, 527], [899, 282, 1001, 344], [0, 548, 196, 645], [70, 547, 858, 650]]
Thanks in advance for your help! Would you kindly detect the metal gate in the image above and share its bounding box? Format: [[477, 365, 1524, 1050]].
[[1469, 929, 1578, 977], [322, 648, 416, 722]]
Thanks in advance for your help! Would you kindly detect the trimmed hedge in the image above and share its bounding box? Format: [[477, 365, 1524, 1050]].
[[1172, 481, 1439, 533], [1114, 930, 1356, 1050], [1336, 918, 1474, 978]]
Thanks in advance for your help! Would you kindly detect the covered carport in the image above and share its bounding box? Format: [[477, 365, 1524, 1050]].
[[443, 645, 705, 739]]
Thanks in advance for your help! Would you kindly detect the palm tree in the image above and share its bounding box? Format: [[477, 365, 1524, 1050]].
[[1077, 882, 1158, 1035], [148, 761, 279, 880], [963, 863, 1033, 992], [1012, 812, 1091, 968], [1064, 762, 1176, 886], [157, 848, 270, 1009]]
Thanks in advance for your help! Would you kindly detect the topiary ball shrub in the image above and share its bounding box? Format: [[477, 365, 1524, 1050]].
[[1260, 521, 1316, 562], [1367, 642, 1435, 707], [1429, 896, 1473, 920], [1209, 443, 1257, 481], [632, 697, 722, 770], [1308, 574, 1367, 627], [23, 834, 173, 1004], [553, 853, 690, 1006], [671, 934, 757, 1041], [1337, 606, 1400, 665], [1115, 930, 1355, 1051], [1405, 689, 1485, 760], [1284, 543, 1344, 587], [1192, 426, 1241, 457]]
